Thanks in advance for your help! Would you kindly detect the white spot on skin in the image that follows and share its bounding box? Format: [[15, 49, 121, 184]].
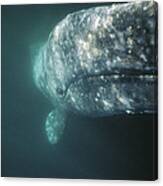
[[140, 54, 147, 62], [137, 25, 141, 29], [94, 69, 100, 73], [126, 110, 132, 114], [71, 96, 76, 103], [127, 37, 133, 46], [100, 75, 105, 80], [106, 60, 111, 66], [116, 13, 119, 18], [113, 59, 117, 64], [113, 75, 119, 79], [103, 100, 109, 106], [103, 100, 113, 110], [95, 97, 99, 102], [87, 33, 93, 40], [143, 6, 148, 11], [139, 75, 144, 79], [116, 56, 121, 62], [128, 49, 132, 54], [119, 96, 131, 108], [96, 92, 101, 98], [127, 26, 132, 32], [72, 74, 76, 78], [110, 33, 115, 39]]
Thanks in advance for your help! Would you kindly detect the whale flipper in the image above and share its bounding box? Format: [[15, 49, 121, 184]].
[[45, 109, 65, 144]]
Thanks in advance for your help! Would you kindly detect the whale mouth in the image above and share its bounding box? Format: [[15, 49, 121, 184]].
[[65, 69, 157, 116], [65, 68, 157, 95]]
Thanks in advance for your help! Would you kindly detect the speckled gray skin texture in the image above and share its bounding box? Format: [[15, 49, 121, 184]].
[[33, 1, 157, 144]]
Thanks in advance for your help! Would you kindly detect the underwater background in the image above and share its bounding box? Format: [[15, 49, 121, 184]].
[[1, 3, 157, 180]]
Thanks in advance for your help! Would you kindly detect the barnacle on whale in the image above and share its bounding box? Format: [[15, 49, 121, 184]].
[[33, 1, 157, 144]]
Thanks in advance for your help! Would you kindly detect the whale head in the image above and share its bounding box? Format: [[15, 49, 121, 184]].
[[34, 1, 157, 117]]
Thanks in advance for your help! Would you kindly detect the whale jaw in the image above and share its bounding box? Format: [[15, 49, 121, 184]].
[[65, 72, 157, 117]]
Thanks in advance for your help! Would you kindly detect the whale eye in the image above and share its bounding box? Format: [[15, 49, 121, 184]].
[[56, 87, 64, 97]]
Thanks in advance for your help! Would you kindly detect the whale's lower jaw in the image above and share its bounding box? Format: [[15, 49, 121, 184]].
[[65, 73, 157, 117]]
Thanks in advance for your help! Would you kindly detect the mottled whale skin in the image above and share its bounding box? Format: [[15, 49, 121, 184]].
[[33, 1, 157, 144]]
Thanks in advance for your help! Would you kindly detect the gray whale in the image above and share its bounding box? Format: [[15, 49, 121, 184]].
[[33, 1, 157, 144]]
